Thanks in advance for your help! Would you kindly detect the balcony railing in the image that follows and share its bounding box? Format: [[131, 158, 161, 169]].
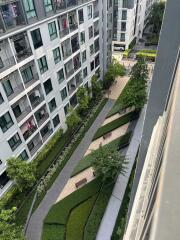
[[68, 85, 76, 95], [66, 68, 74, 79], [29, 140, 42, 156], [23, 73, 39, 88], [59, 28, 70, 38], [93, 12, 99, 18], [30, 96, 44, 109], [7, 83, 24, 101], [15, 106, 31, 123], [63, 50, 72, 60], [23, 125, 37, 141], [94, 29, 99, 37], [15, 48, 32, 62], [0, 56, 15, 73], [36, 113, 49, 127], [42, 128, 53, 142], [69, 23, 78, 32]]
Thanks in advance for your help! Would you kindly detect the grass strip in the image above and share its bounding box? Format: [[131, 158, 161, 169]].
[[66, 195, 97, 240], [42, 224, 65, 240], [93, 111, 139, 140], [71, 132, 132, 177], [84, 182, 114, 240]]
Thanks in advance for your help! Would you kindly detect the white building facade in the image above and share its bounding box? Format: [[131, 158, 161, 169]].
[[0, 0, 112, 196]]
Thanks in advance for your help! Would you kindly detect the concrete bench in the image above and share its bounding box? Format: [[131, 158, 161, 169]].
[[75, 178, 87, 188], [103, 132, 112, 140]]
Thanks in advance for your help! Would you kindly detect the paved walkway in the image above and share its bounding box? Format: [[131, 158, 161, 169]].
[[56, 167, 94, 202], [26, 99, 114, 240], [96, 107, 146, 240], [85, 123, 130, 156]]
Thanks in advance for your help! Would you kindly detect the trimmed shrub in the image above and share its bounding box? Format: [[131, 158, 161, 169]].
[[136, 52, 156, 62]]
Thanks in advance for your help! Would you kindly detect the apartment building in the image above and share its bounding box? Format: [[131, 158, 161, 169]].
[[123, 1, 180, 239], [0, 0, 112, 196], [112, 0, 155, 51]]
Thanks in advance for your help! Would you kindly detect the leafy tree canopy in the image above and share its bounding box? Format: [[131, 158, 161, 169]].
[[66, 106, 81, 130], [77, 86, 90, 114]]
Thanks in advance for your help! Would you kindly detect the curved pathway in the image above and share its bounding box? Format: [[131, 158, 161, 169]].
[[26, 99, 114, 240]]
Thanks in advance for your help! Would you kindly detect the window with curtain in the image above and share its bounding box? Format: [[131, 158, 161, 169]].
[[44, 0, 53, 13], [38, 56, 48, 74], [23, 0, 36, 19], [48, 21, 58, 40], [53, 47, 61, 64], [0, 112, 14, 133]]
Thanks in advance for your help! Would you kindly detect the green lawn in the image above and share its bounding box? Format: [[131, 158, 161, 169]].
[[42, 225, 65, 240], [93, 111, 139, 140], [107, 81, 132, 118], [66, 195, 97, 240], [71, 132, 132, 177], [84, 182, 114, 240]]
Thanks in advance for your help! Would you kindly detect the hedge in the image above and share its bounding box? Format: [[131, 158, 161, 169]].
[[93, 111, 139, 140], [71, 132, 132, 177], [84, 182, 114, 240], [136, 52, 156, 62], [123, 49, 131, 58], [66, 195, 97, 240], [42, 178, 102, 240]]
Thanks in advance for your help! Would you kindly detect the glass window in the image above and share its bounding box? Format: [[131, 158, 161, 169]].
[[8, 133, 22, 151], [122, 10, 127, 20], [21, 66, 33, 83], [53, 47, 61, 64], [87, 5, 92, 19], [83, 67, 88, 78], [44, 0, 53, 13], [95, 54, 100, 68], [121, 22, 126, 31], [61, 87, 68, 101], [120, 33, 125, 42], [82, 50, 86, 63], [0, 112, 14, 133], [31, 29, 43, 49], [48, 98, 57, 112], [48, 21, 58, 40], [2, 80, 13, 97], [90, 44, 94, 56], [44, 78, 53, 95], [0, 93, 4, 105], [23, 0, 36, 19], [57, 69, 65, 84], [19, 150, 29, 161], [64, 103, 70, 115], [91, 61, 94, 71], [78, 9, 84, 24], [53, 114, 60, 128], [80, 31, 85, 45], [88, 26, 93, 39], [38, 56, 48, 74]]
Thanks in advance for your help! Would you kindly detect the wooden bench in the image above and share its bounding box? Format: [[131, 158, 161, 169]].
[[103, 132, 112, 140], [75, 178, 87, 188]]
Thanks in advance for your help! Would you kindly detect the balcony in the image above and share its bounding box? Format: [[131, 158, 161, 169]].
[[27, 134, 42, 156], [40, 122, 53, 142], [0, 1, 26, 35], [94, 21, 99, 37], [20, 61, 39, 88], [12, 96, 31, 123], [65, 59, 74, 79], [20, 117, 37, 141], [58, 14, 70, 38], [68, 77, 76, 95], [0, 39, 15, 73], [28, 86, 44, 109], [94, 39, 100, 52], [11, 32, 32, 62], [73, 54, 81, 72], [71, 34, 80, 53], [61, 39, 72, 60], [68, 10, 78, 32], [70, 93, 78, 108], [75, 71, 83, 86], [1, 70, 24, 101], [35, 105, 49, 127]]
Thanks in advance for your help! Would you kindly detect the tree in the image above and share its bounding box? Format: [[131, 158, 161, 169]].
[[103, 59, 126, 89], [0, 208, 25, 240], [130, 58, 148, 82], [7, 157, 36, 192], [66, 106, 81, 130], [148, 2, 165, 34], [92, 146, 127, 183], [91, 75, 102, 100], [77, 86, 89, 114]]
